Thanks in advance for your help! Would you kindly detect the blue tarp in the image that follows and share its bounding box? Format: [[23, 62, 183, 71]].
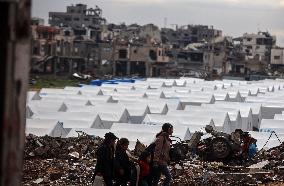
[[90, 78, 139, 86]]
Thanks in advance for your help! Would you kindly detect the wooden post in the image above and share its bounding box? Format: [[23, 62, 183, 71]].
[[0, 0, 31, 185]]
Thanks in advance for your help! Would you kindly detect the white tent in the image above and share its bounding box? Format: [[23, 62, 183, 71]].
[[145, 101, 168, 114], [27, 101, 67, 118], [88, 95, 116, 104], [31, 111, 104, 129], [162, 98, 183, 111], [143, 114, 214, 130], [111, 93, 147, 101], [197, 105, 242, 132], [27, 91, 41, 102], [212, 92, 230, 101], [274, 114, 284, 120], [145, 91, 165, 99], [214, 102, 262, 130], [66, 104, 130, 128], [173, 79, 186, 87], [249, 131, 284, 150], [79, 89, 104, 96], [261, 102, 284, 119], [202, 103, 253, 131], [110, 123, 191, 141], [65, 128, 111, 138], [260, 119, 284, 133], [26, 118, 68, 137], [39, 88, 80, 96], [227, 91, 243, 102], [111, 130, 156, 150], [167, 110, 231, 133], [118, 103, 150, 124], [58, 118, 105, 130], [179, 95, 215, 108]]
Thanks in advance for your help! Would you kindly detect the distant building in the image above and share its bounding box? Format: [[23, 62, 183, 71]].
[[101, 41, 170, 77], [31, 17, 45, 26], [239, 32, 276, 63], [49, 4, 106, 29], [161, 25, 222, 48], [271, 47, 284, 65]]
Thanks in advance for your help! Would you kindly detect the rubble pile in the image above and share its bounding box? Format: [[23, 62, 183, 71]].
[[23, 135, 284, 186], [170, 143, 284, 186], [23, 135, 103, 185]]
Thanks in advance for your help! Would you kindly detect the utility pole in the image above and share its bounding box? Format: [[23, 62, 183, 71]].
[[0, 0, 31, 185]]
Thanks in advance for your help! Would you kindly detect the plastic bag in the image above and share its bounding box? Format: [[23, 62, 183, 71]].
[[92, 175, 105, 186]]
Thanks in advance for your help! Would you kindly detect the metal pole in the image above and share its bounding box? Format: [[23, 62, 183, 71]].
[[0, 0, 31, 185]]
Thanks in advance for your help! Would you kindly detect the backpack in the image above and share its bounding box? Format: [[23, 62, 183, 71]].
[[143, 136, 166, 165]]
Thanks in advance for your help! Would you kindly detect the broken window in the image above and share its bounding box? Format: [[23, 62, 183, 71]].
[[246, 38, 252, 42], [192, 28, 198, 35], [119, 49, 127, 58], [64, 30, 70, 36], [191, 37, 198, 42], [64, 17, 72, 21], [149, 50, 157, 60]]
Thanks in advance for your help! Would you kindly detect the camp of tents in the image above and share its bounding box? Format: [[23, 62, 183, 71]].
[[26, 78, 284, 149]]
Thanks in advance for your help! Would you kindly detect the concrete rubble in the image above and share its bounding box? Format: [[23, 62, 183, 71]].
[[23, 135, 284, 185]]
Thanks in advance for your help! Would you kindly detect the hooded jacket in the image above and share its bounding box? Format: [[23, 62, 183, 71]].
[[153, 132, 171, 165]]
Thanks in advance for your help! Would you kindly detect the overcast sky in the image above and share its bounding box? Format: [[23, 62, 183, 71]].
[[32, 0, 284, 46]]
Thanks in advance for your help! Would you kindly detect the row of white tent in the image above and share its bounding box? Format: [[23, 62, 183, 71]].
[[26, 78, 284, 149]]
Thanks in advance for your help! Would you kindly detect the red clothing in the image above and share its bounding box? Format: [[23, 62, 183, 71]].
[[139, 160, 150, 180]]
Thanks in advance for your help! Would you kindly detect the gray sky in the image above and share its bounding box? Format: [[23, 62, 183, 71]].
[[32, 0, 284, 46]]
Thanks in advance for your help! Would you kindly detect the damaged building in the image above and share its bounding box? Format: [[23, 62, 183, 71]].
[[161, 25, 222, 48], [231, 32, 276, 74], [31, 4, 106, 77], [270, 47, 284, 72], [100, 39, 170, 77], [166, 36, 233, 78]]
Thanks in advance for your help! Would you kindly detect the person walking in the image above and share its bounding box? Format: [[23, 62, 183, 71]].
[[152, 123, 173, 186], [94, 132, 118, 186], [138, 151, 151, 186], [114, 138, 132, 186]]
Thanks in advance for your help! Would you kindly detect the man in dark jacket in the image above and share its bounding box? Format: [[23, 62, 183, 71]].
[[114, 138, 131, 186], [94, 132, 118, 186]]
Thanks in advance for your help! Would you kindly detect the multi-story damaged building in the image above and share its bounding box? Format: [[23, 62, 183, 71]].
[[49, 4, 105, 29], [231, 32, 276, 74], [49, 4, 106, 42], [31, 3, 282, 78], [100, 40, 170, 77], [167, 36, 233, 77], [100, 23, 171, 77], [30, 4, 106, 76], [161, 25, 222, 48], [271, 47, 284, 67]]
